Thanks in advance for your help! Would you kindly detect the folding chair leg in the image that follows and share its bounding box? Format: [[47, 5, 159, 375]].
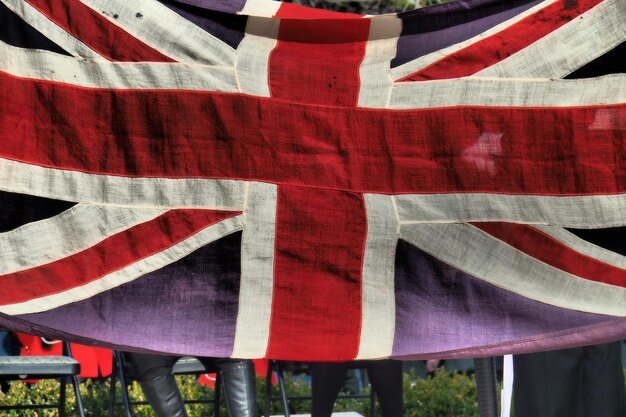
[[109, 351, 133, 417], [214, 374, 221, 417], [264, 360, 274, 417], [264, 360, 291, 417], [72, 374, 86, 417], [117, 353, 134, 417], [108, 357, 118, 417], [60, 376, 67, 417], [276, 363, 290, 417], [60, 341, 86, 417], [369, 390, 376, 417]]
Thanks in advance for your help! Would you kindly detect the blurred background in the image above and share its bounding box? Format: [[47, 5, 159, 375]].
[[285, 0, 451, 14]]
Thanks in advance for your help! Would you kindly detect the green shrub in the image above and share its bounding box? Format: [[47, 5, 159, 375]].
[[0, 368, 481, 417], [404, 369, 478, 417], [10, 368, 626, 417]]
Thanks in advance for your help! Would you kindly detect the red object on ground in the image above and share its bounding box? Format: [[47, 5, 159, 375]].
[[16, 333, 112, 379]]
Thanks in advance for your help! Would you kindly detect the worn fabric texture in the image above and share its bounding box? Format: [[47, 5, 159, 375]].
[[0, 0, 625, 360]]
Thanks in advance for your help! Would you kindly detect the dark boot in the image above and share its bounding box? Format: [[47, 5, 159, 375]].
[[218, 360, 257, 417], [127, 352, 188, 417], [138, 372, 188, 417]]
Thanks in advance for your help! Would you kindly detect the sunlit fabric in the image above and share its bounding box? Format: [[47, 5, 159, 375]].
[[0, 0, 625, 360]]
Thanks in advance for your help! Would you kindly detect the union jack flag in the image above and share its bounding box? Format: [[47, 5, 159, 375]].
[[0, 0, 625, 361]]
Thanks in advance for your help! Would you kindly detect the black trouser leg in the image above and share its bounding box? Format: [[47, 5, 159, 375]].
[[582, 342, 625, 417], [312, 362, 349, 417], [515, 343, 626, 417], [514, 348, 583, 417], [367, 360, 403, 417]]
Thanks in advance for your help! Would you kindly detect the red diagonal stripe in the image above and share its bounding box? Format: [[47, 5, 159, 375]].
[[2, 74, 625, 195], [26, 0, 173, 62], [0, 209, 240, 305], [400, 0, 603, 81], [267, 186, 364, 361], [473, 222, 626, 287]]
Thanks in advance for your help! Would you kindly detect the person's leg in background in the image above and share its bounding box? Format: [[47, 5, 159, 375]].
[[582, 342, 625, 417], [212, 358, 257, 417], [126, 352, 186, 417], [367, 360, 403, 417], [311, 362, 350, 417], [0, 330, 21, 393], [514, 348, 583, 417], [312, 360, 403, 417]]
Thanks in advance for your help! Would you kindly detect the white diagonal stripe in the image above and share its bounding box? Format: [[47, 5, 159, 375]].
[[356, 194, 399, 359], [0, 215, 244, 315], [0, 41, 239, 91], [389, 0, 559, 81], [235, 16, 279, 97], [401, 222, 626, 316], [477, 0, 626, 79], [80, 0, 236, 66], [533, 225, 626, 270], [0, 204, 164, 274], [358, 14, 401, 108], [239, 0, 281, 18], [0, 0, 103, 59], [232, 182, 277, 358], [0, 158, 245, 210], [4, 38, 625, 106], [394, 193, 626, 228], [389, 75, 626, 109]]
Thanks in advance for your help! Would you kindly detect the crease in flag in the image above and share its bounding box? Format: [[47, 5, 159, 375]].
[[0, 0, 625, 360]]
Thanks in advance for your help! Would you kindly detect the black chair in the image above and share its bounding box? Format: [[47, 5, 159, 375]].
[[264, 360, 375, 417], [108, 351, 222, 417], [0, 341, 86, 417]]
